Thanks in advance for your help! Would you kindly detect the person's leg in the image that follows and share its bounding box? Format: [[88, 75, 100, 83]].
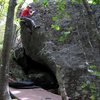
[[21, 17, 40, 28]]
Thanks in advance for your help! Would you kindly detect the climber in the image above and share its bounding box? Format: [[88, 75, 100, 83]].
[[20, 5, 34, 17], [20, 5, 40, 30]]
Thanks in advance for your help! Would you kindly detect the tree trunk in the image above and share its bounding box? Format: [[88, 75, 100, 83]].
[[0, 0, 16, 100], [56, 65, 69, 100]]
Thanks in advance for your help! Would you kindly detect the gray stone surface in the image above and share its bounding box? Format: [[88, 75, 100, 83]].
[[20, 2, 100, 99]]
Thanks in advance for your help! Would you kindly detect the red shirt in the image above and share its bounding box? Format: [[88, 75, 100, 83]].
[[20, 7, 30, 17]]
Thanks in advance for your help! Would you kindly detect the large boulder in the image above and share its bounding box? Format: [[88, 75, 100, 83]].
[[20, 1, 100, 99]]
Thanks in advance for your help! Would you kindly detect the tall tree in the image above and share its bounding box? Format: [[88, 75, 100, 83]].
[[0, 0, 16, 100]]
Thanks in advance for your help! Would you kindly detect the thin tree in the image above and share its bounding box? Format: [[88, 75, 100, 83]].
[[0, 0, 17, 100], [56, 65, 70, 100]]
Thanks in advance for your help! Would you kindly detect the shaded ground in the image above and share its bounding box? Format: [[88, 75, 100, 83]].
[[10, 87, 61, 100]]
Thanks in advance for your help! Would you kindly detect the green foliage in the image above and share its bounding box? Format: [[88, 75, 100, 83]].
[[90, 95, 95, 100], [33, 0, 37, 3], [52, 16, 58, 22], [81, 82, 96, 92], [42, 0, 48, 7], [58, 31, 70, 43], [92, 0, 100, 4], [56, 0, 67, 18], [0, 0, 8, 51], [70, 0, 100, 4], [81, 81, 100, 100], [51, 24, 60, 31], [33, 0, 49, 6], [17, 0, 22, 3], [81, 65, 100, 99], [89, 65, 97, 69], [51, 0, 70, 31], [88, 65, 100, 78], [0, 0, 9, 17], [56, 0, 66, 12], [70, 0, 82, 4]]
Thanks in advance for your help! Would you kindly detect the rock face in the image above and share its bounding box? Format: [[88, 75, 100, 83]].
[[20, 1, 100, 99]]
